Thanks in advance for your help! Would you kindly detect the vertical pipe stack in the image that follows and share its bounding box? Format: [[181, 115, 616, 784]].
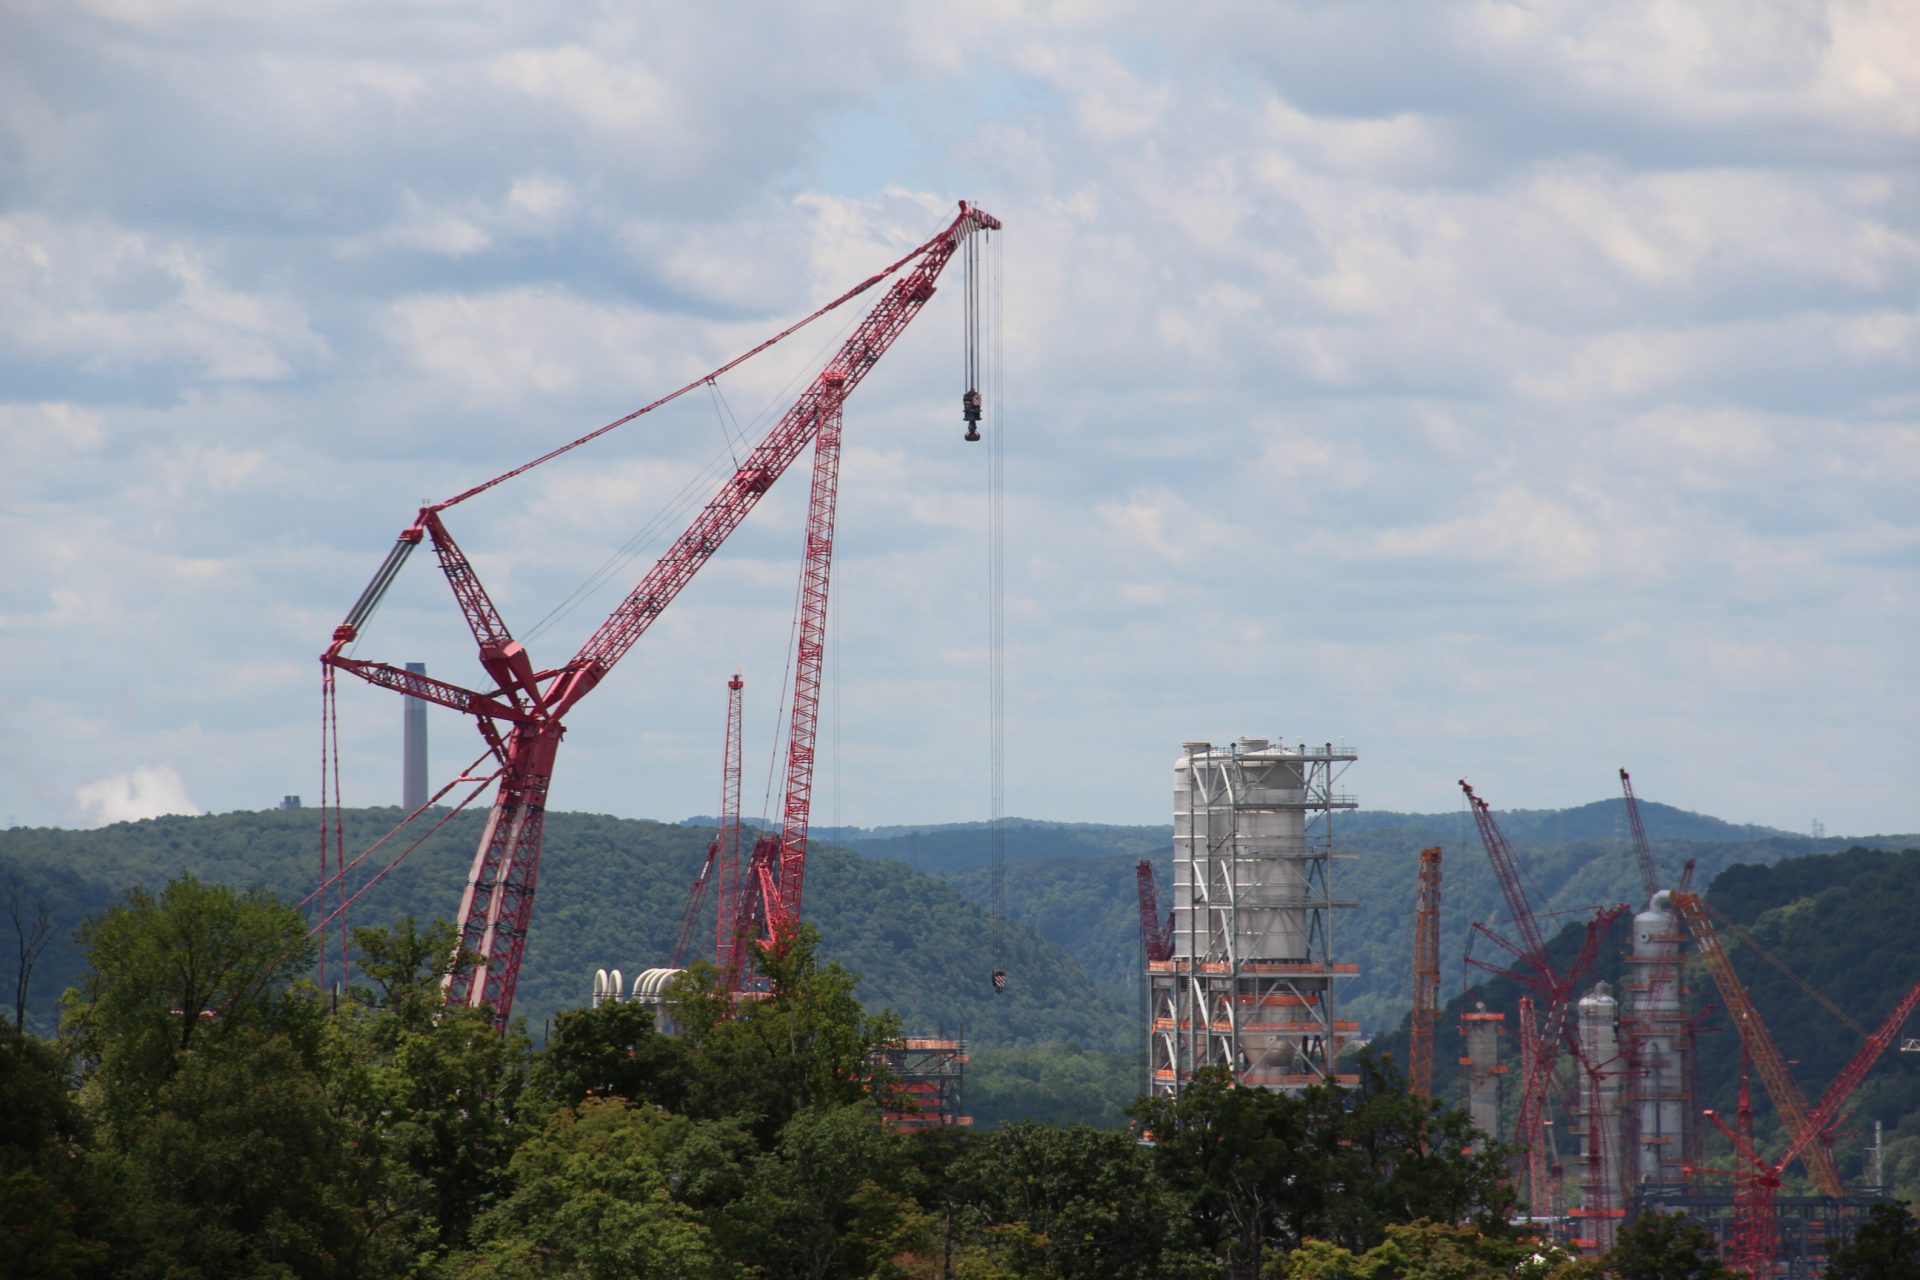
[[1624, 890, 1691, 1201], [1462, 1001, 1507, 1151], [402, 660, 429, 810], [1574, 982, 1625, 1255]]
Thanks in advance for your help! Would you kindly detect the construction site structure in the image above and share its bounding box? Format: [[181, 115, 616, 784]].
[[1569, 982, 1626, 1254], [1460, 1001, 1507, 1151], [1622, 889, 1692, 1201], [1148, 737, 1360, 1097], [878, 1036, 971, 1131]]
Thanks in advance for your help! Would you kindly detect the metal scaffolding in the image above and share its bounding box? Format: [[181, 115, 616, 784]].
[[1629, 1190, 1895, 1279], [878, 1036, 970, 1131], [1149, 737, 1359, 1096]]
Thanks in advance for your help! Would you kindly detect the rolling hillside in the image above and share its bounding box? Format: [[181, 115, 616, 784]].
[[0, 809, 1137, 1127]]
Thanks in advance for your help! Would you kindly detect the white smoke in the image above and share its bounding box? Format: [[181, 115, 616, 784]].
[[71, 764, 202, 827]]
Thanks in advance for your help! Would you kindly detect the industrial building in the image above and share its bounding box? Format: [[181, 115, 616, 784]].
[[1148, 737, 1360, 1096]]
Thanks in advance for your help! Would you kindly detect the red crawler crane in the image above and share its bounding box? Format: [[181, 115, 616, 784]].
[[1410, 846, 1443, 1098], [1460, 780, 1628, 1219], [1700, 980, 1920, 1277], [1670, 891, 1845, 1198], [320, 203, 1001, 1028], [1135, 860, 1173, 964]]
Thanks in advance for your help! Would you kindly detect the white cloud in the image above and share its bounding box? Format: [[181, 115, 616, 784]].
[[0, 1, 1916, 838], [71, 764, 202, 827]]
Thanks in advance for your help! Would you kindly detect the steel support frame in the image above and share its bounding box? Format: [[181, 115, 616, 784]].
[[1150, 740, 1359, 1098]]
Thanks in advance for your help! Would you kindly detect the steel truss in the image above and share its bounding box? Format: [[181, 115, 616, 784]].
[[1149, 739, 1360, 1096]]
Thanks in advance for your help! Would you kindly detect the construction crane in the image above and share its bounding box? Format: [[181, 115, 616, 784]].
[[719, 365, 848, 993], [319, 202, 1002, 1028], [1669, 890, 1845, 1197], [712, 672, 745, 973], [1410, 846, 1442, 1097], [1460, 780, 1628, 1217], [1701, 981, 1920, 1277], [666, 674, 744, 969], [722, 211, 1004, 994], [1135, 860, 1173, 964], [1619, 768, 1660, 904]]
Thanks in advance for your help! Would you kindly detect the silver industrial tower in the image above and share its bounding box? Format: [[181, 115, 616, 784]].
[[403, 661, 428, 810], [1148, 737, 1360, 1096]]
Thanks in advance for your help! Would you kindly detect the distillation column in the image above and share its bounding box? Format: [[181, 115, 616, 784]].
[[1573, 982, 1626, 1255], [1462, 1002, 1507, 1152], [1148, 737, 1359, 1096], [1623, 890, 1691, 1202]]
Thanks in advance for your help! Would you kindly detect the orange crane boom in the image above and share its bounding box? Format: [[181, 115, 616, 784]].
[[1670, 890, 1844, 1196]]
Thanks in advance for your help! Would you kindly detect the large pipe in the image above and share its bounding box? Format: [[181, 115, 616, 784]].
[[1462, 1001, 1505, 1151], [403, 661, 429, 811]]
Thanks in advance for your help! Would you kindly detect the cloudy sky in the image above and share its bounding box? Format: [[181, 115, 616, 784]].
[[4, 2, 1915, 838]]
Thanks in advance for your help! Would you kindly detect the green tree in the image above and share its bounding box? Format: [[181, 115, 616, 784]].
[[530, 997, 692, 1114], [1130, 1066, 1326, 1278], [950, 1121, 1199, 1280], [104, 1030, 360, 1280], [1313, 1056, 1515, 1251], [60, 875, 314, 1141], [1131, 1057, 1516, 1278], [1824, 1201, 1920, 1280], [1602, 1210, 1732, 1280], [1272, 1219, 1591, 1279], [445, 1098, 729, 1280], [328, 916, 533, 1260], [0, 1028, 108, 1280], [671, 927, 902, 1142], [724, 1102, 918, 1280]]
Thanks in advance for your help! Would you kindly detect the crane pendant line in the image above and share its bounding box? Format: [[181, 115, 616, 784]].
[[321, 203, 1001, 1029]]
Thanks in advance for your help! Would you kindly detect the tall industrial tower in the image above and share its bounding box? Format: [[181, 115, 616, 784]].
[[1147, 737, 1360, 1096], [1624, 890, 1692, 1198], [402, 661, 428, 810]]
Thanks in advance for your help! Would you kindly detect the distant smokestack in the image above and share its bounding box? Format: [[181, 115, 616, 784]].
[[403, 661, 428, 810]]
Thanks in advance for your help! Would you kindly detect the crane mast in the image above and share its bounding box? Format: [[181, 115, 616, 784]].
[[713, 673, 744, 972], [1619, 768, 1660, 903], [321, 203, 1002, 1028], [1670, 890, 1845, 1197], [1459, 779, 1627, 1218], [1135, 860, 1173, 964], [667, 674, 744, 970]]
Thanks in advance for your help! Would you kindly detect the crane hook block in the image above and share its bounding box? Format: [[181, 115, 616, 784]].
[[991, 968, 1008, 993], [963, 388, 982, 442]]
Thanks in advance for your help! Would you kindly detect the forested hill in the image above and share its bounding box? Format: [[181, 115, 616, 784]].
[[775, 796, 1798, 874], [1368, 844, 1920, 1205], [801, 802, 1894, 1040], [0, 808, 1136, 1125], [8, 800, 1911, 1131]]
